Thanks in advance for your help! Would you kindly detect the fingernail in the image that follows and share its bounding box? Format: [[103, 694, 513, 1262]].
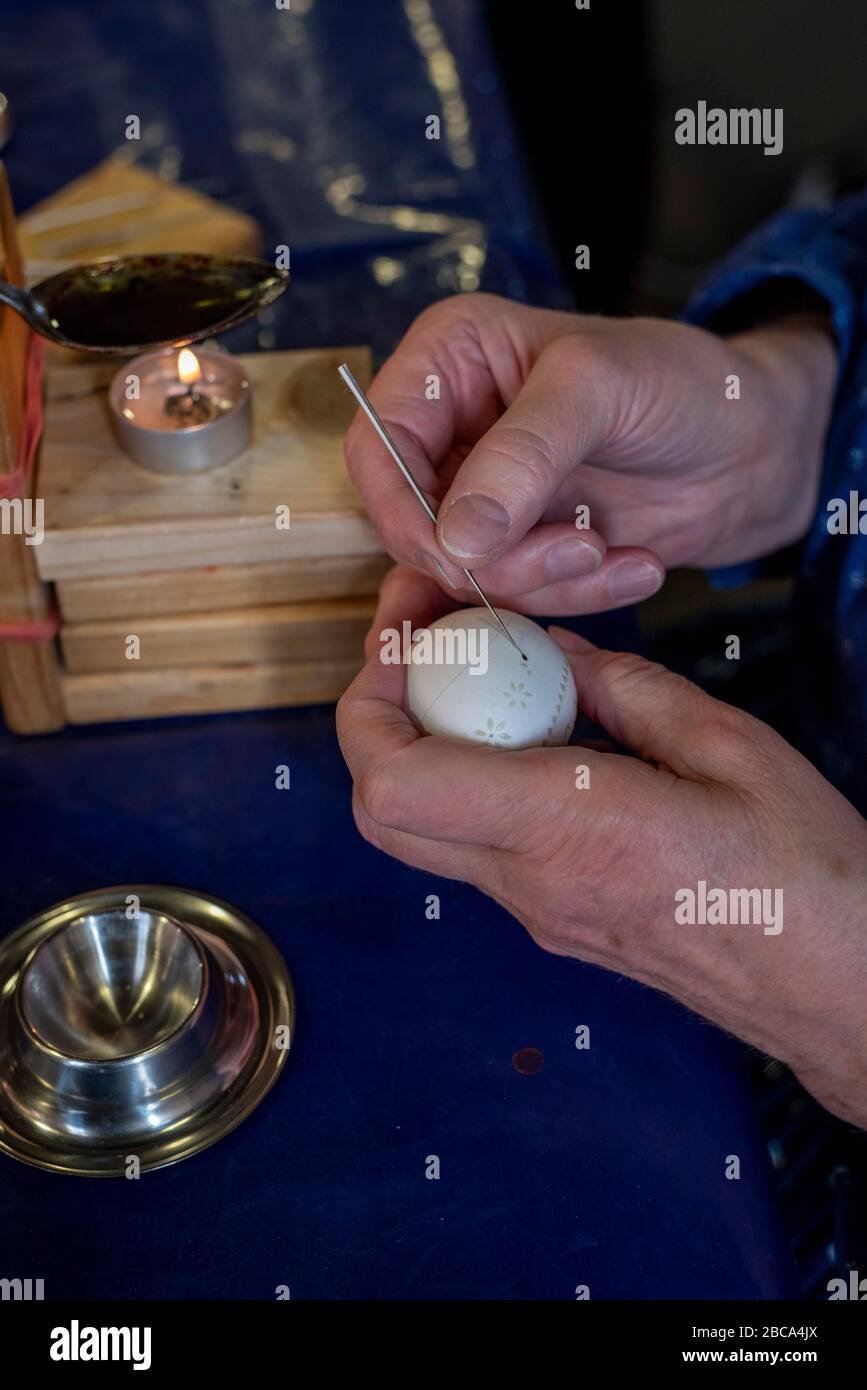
[[430, 555, 463, 588], [412, 547, 464, 589], [545, 538, 603, 581], [439, 494, 510, 559], [608, 560, 663, 603]]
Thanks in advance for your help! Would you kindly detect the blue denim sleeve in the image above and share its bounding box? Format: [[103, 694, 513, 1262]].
[[672, 196, 867, 806], [683, 193, 867, 376], [680, 193, 867, 587]]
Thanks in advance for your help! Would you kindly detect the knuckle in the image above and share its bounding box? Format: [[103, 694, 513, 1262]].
[[410, 292, 505, 348], [411, 295, 472, 335], [335, 682, 359, 737], [335, 691, 349, 731], [539, 333, 585, 375], [705, 701, 767, 768], [486, 420, 560, 488], [540, 330, 616, 381], [595, 649, 667, 698], [332, 683, 358, 750], [524, 909, 578, 960], [357, 761, 404, 827], [351, 787, 387, 850], [453, 290, 505, 323]]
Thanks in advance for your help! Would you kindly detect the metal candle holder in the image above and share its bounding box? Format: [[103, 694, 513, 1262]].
[[109, 346, 252, 474]]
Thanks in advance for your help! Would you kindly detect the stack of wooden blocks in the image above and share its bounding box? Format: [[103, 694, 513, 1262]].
[[0, 161, 389, 735]]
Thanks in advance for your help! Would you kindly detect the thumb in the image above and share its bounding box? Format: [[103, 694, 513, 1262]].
[[436, 336, 615, 564], [550, 627, 741, 782]]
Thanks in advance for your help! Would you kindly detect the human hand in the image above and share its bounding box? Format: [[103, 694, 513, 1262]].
[[344, 294, 836, 614], [338, 566, 867, 1129]]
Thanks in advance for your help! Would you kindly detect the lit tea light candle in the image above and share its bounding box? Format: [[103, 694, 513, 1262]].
[[164, 348, 218, 427], [109, 345, 252, 474]]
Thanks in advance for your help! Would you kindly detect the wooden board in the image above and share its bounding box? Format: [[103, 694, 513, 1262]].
[[62, 656, 361, 725], [35, 346, 384, 579], [0, 163, 65, 734], [20, 157, 260, 286], [60, 596, 375, 674], [57, 554, 392, 622]]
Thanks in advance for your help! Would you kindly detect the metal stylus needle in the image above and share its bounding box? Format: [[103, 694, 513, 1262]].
[[338, 364, 527, 660]]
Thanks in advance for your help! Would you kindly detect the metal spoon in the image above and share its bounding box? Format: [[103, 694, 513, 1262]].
[[0, 251, 289, 353]]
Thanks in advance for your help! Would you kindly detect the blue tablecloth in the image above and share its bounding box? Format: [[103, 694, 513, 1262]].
[[0, 689, 797, 1299], [0, 0, 797, 1298]]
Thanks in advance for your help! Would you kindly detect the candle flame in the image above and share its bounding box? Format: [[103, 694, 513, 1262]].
[[177, 348, 201, 387]]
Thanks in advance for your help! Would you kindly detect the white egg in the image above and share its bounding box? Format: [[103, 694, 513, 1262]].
[[406, 607, 577, 750]]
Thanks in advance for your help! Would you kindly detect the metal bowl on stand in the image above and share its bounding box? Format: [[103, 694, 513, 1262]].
[[0, 887, 293, 1175]]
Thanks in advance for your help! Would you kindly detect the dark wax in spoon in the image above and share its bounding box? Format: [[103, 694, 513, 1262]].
[[34, 253, 288, 350]]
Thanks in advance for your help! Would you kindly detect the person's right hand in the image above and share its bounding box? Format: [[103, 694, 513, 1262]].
[[344, 293, 836, 614]]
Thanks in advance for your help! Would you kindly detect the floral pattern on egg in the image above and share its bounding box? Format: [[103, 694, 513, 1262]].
[[475, 718, 512, 748], [502, 681, 532, 709]]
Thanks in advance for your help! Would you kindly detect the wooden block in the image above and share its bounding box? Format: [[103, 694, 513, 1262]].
[[57, 554, 392, 622], [35, 346, 384, 579], [62, 656, 361, 725], [0, 163, 65, 734], [60, 596, 375, 674], [20, 157, 260, 285]]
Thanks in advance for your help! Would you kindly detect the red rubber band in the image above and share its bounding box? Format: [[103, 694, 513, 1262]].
[[0, 602, 60, 643]]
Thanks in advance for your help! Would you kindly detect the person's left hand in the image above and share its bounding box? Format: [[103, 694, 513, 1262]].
[[337, 565, 867, 1129]]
